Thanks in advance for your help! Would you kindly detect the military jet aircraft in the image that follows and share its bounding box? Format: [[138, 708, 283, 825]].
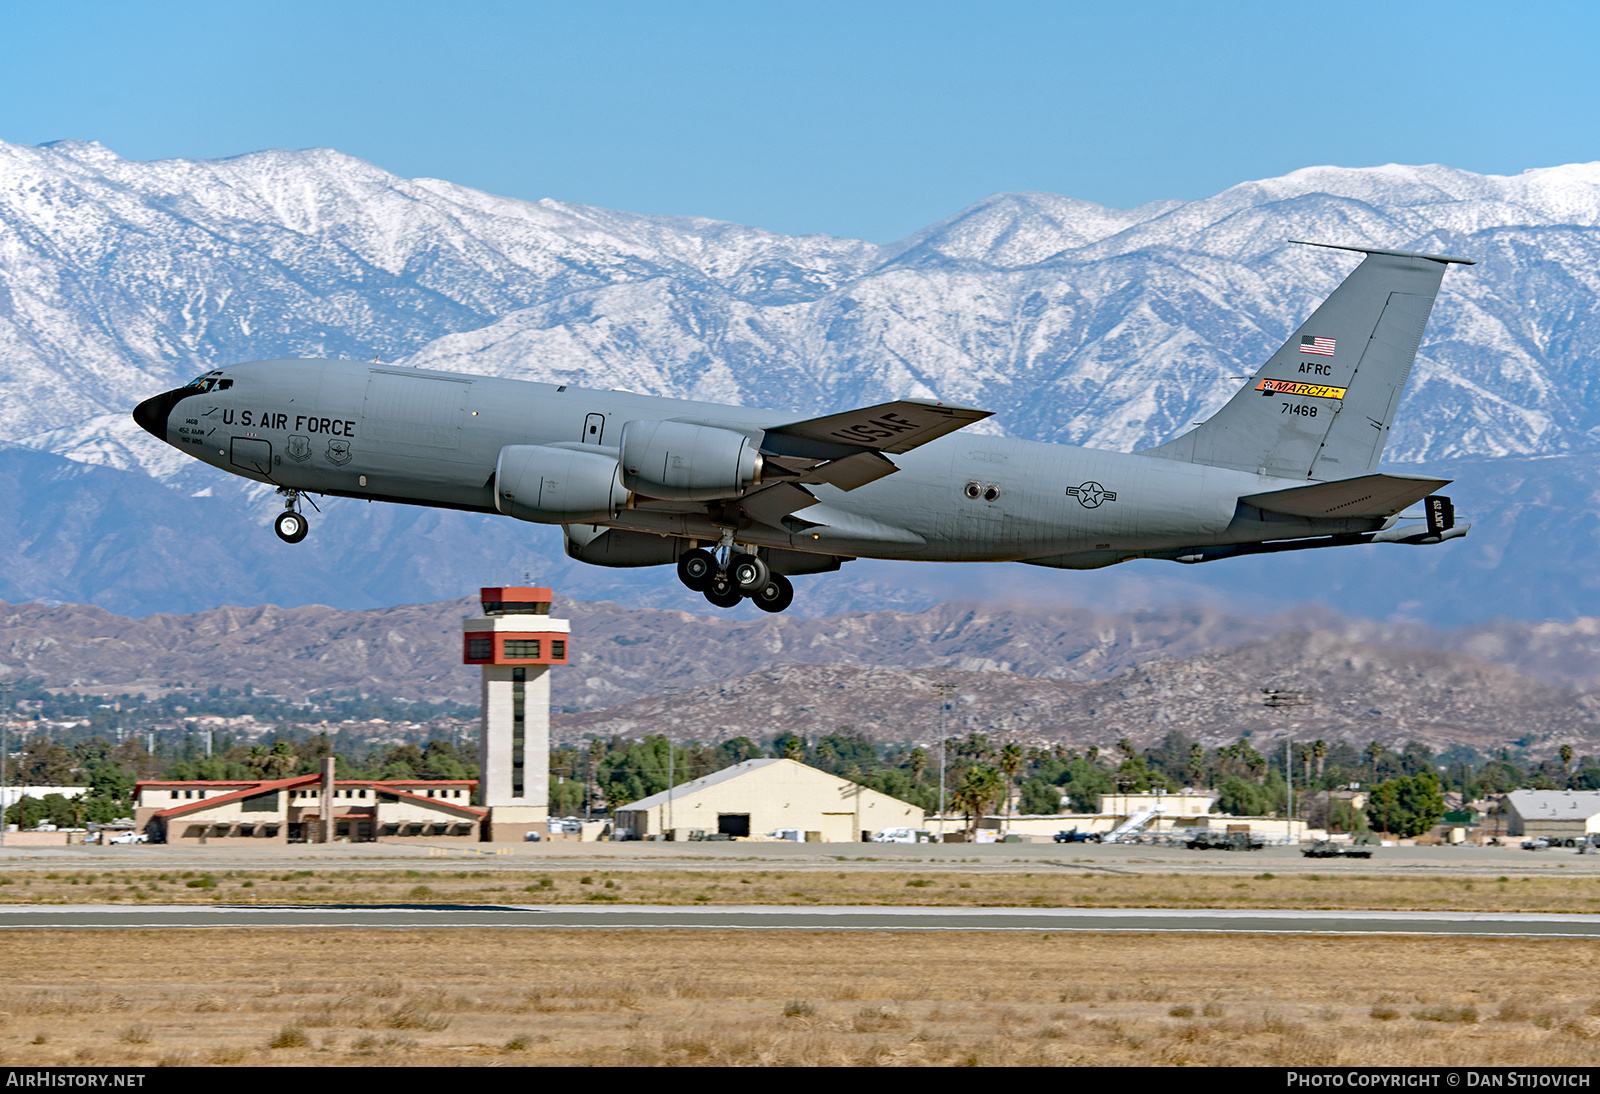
[[132, 241, 1471, 614]]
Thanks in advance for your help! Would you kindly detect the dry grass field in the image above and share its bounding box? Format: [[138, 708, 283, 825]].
[[3, 866, 1600, 913], [1, 930, 1599, 1067]]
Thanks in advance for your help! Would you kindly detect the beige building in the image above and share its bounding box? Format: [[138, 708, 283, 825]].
[[135, 774, 484, 843], [1097, 792, 1218, 817], [1503, 790, 1600, 840], [612, 758, 924, 842]]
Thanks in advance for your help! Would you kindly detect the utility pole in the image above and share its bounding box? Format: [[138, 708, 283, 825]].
[[0, 680, 12, 848], [1261, 689, 1313, 830], [933, 683, 956, 841], [664, 685, 678, 839]]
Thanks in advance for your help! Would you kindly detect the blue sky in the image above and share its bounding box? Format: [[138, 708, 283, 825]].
[[4, 0, 1598, 241]]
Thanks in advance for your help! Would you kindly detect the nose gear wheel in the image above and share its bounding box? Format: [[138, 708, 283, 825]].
[[274, 510, 309, 543]]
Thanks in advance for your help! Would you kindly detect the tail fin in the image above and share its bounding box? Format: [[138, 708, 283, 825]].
[[1141, 242, 1473, 479]]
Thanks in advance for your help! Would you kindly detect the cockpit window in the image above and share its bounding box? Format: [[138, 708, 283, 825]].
[[181, 372, 231, 393]]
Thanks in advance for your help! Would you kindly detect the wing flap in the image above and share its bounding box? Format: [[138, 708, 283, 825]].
[[1241, 473, 1450, 519], [740, 482, 821, 527], [796, 450, 899, 490]]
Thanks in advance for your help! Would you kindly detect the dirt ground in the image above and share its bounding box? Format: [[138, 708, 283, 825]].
[[4, 866, 1600, 914], [1, 930, 1598, 1067]]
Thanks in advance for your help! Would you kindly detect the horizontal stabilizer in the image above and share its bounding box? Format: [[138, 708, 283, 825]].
[[1241, 473, 1450, 519], [765, 399, 991, 457]]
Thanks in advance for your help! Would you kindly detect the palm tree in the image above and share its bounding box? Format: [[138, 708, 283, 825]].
[[1313, 739, 1328, 781], [998, 743, 1024, 827], [908, 747, 928, 786], [950, 765, 1006, 839]]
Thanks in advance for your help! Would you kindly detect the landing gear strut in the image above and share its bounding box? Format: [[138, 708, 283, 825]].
[[273, 488, 312, 544]]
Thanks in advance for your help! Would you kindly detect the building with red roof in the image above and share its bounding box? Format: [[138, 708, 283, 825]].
[[135, 773, 483, 844]]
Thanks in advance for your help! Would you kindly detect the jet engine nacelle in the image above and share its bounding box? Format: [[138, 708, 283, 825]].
[[618, 419, 762, 501], [495, 444, 630, 524]]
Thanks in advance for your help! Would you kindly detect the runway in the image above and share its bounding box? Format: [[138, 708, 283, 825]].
[[3, 903, 1599, 937]]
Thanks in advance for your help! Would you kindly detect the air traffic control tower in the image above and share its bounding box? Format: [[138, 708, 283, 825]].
[[463, 587, 569, 842]]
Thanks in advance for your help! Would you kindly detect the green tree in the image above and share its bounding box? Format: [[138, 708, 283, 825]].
[[950, 764, 1005, 838], [908, 746, 929, 786], [714, 736, 762, 768], [421, 740, 470, 780], [1395, 771, 1446, 837], [5, 793, 78, 828], [18, 736, 76, 785], [1019, 778, 1063, 816], [1061, 757, 1114, 814], [248, 741, 297, 780], [1216, 775, 1271, 817], [596, 735, 687, 808], [998, 742, 1025, 822], [550, 777, 584, 815]]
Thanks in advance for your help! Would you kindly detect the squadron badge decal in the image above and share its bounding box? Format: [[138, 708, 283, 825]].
[[285, 435, 312, 462], [325, 439, 353, 466]]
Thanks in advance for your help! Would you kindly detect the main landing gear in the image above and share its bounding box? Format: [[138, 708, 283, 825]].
[[677, 546, 794, 613], [273, 488, 314, 544]]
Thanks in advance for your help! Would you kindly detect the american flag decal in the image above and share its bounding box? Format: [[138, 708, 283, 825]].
[[1300, 335, 1336, 356]]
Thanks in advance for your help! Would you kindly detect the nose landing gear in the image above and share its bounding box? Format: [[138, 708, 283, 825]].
[[677, 545, 795, 613], [273, 488, 315, 544]]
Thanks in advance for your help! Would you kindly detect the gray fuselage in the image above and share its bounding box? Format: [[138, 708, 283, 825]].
[[135, 358, 1392, 570]]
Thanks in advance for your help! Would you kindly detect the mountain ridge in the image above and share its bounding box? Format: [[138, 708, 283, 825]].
[[3, 140, 1599, 619]]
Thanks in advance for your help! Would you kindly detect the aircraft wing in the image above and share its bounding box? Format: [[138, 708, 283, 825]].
[[747, 399, 991, 517], [1240, 473, 1451, 519], [763, 399, 992, 457]]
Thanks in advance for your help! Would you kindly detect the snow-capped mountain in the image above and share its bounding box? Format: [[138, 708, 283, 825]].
[[2, 139, 1598, 619]]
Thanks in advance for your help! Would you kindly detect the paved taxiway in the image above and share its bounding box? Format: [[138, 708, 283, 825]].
[[3, 903, 1598, 937], [6, 841, 1600, 877]]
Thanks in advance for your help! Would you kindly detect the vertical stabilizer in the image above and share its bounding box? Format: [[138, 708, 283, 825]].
[[1141, 243, 1472, 479]]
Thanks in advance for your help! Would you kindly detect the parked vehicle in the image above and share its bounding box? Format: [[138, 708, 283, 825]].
[[871, 827, 930, 844], [1302, 839, 1372, 859], [1186, 830, 1265, 852], [106, 831, 147, 845]]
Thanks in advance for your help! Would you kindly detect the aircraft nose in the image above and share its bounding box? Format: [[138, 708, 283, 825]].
[[132, 391, 178, 439]]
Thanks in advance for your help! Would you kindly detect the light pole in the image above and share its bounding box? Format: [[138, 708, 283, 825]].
[[932, 683, 956, 841], [664, 685, 678, 839], [1261, 688, 1313, 830], [0, 680, 13, 847]]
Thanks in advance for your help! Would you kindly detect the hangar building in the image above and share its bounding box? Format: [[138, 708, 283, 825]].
[[1503, 789, 1600, 840], [612, 757, 925, 841]]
